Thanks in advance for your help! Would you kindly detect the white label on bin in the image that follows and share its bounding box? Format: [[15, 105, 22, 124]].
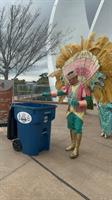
[[17, 112, 32, 124]]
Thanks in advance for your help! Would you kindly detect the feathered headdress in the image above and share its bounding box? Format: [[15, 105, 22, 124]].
[[50, 33, 112, 103]]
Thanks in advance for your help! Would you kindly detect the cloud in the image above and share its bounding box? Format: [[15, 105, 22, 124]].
[[10, 58, 48, 81]]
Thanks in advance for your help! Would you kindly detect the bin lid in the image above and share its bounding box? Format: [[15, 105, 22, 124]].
[[12, 102, 57, 110]]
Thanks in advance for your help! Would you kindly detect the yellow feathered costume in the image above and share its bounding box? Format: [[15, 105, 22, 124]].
[[50, 33, 112, 104]]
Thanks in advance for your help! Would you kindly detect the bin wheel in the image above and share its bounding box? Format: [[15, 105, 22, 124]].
[[12, 139, 22, 152]]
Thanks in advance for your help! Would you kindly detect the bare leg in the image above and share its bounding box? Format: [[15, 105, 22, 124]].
[[70, 134, 82, 159], [65, 130, 76, 151]]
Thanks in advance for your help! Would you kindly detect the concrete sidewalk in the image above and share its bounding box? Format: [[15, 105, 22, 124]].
[[0, 105, 112, 200]]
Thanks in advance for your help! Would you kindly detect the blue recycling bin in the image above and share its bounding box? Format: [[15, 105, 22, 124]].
[[12, 102, 56, 156]]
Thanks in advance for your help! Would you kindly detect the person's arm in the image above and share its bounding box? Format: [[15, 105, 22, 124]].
[[78, 87, 93, 109], [42, 90, 66, 97], [79, 96, 93, 109], [42, 85, 69, 97]]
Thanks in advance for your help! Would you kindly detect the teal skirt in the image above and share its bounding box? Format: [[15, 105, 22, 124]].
[[67, 112, 83, 134]]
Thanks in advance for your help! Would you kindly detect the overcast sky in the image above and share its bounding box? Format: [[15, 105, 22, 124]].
[[0, 0, 54, 81], [0, 0, 104, 81]]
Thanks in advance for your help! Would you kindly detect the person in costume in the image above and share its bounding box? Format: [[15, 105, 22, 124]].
[[97, 103, 112, 138], [43, 32, 112, 158], [43, 72, 93, 159]]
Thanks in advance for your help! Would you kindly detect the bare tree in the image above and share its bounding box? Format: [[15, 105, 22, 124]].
[[0, 2, 61, 80]]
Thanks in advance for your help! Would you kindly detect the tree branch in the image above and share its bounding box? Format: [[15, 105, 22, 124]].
[[0, 2, 62, 79]]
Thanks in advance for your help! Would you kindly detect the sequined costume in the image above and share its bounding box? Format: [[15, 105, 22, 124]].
[[98, 103, 112, 138], [43, 33, 112, 158]]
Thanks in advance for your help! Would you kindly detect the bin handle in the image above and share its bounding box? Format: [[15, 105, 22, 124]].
[[41, 128, 47, 135], [41, 131, 47, 135], [44, 111, 51, 115]]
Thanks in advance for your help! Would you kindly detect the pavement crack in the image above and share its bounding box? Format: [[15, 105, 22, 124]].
[[31, 156, 91, 200], [0, 160, 30, 182]]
